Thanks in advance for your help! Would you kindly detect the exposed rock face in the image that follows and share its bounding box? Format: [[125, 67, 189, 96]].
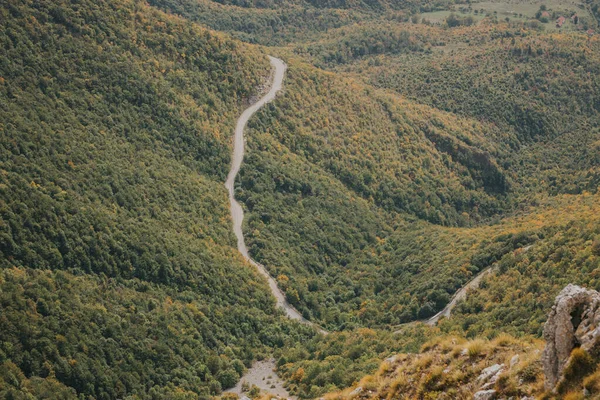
[[477, 364, 504, 383], [542, 284, 600, 390]]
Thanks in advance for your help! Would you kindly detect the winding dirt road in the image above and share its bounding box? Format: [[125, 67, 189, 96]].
[[422, 244, 532, 326], [392, 266, 495, 334], [225, 56, 323, 331], [226, 55, 513, 338], [423, 266, 496, 326], [224, 55, 529, 396]]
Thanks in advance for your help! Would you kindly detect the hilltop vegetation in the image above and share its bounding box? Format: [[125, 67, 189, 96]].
[[234, 23, 600, 329], [0, 0, 316, 398], [439, 193, 600, 338], [0, 267, 314, 399], [147, 0, 460, 46], [237, 56, 517, 328]]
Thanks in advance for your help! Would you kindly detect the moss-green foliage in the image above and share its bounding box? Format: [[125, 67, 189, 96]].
[[0, 0, 320, 397], [440, 211, 600, 337], [350, 24, 600, 195], [0, 0, 270, 286], [292, 25, 426, 67], [298, 21, 600, 196], [0, 360, 77, 399], [147, 0, 457, 46], [0, 267, 314, 399], [3, 0, 600, 398], [370, 30, 600, 141], [276, 326, 435, 398], [235, 58, 514, 328], [148, 0, 367, 45], [228, 19, 600, 331]]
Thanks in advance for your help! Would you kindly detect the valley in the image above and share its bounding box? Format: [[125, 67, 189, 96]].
[[1, 0, 600, 399]]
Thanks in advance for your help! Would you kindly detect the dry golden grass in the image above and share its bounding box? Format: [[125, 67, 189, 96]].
[[414, 353, 434, 370], [562, 392, 585, 400], [322, 334, 548, 400], [466, 339, 488, 358], [492, 333, 520, 348], [583, 369, 600, 394]]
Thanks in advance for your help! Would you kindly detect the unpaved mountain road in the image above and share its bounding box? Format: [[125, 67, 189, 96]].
[[423, 266, 496, 326], [225, 56, 326, 334], [226, 55, 508, 337], [391, 266, 496, 334], [225, 54, 528, 396], [422, 244, 533, 327], [394, 244, 533, 333]]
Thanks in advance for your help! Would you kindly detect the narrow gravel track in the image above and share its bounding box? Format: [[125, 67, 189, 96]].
[[423, 266, 496, 326], [422, 244, 532, 327], [225, 56, 326, 334], [226, 55, 510, 339]]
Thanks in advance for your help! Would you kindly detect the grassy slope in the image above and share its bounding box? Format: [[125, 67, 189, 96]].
[[325, 334, 546, 399]]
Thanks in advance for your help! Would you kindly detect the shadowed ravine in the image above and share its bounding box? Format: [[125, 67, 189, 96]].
[[225, 56, 324, 332]]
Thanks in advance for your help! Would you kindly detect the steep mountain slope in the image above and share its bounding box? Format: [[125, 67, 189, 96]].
[[230, 19, 600, 331], [326, 334, 545, 400], [319, 22, 600, 195], [0, 0, 316, 398]]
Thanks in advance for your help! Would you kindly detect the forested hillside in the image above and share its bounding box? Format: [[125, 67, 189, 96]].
[[2, 0, 600, 398], [0, 0, 315, 398]]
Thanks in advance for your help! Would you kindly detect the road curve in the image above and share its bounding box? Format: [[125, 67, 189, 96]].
[[225, 56, 325, 333], [422, 244, 533, 327], [423, 266, 496, 326], [392, 266, 495, 334]]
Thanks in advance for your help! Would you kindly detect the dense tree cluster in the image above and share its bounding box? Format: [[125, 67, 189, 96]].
[[0, 0, 317, 397], [293, 26, 426, 67], [2, 0, 600, 398], [441, 208, 600, 338], [0, 268, 315, 399], [276, 326, 435, 398]]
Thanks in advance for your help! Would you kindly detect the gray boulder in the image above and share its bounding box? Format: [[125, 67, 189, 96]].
[[473, 389, 496, 400], [542, 284, 600, 390]]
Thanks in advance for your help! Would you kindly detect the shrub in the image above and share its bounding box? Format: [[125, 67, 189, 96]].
[[583, 369, 600, 394], [518, 363, 540, 383], [467, 339, 487, 358], [557, 348, 597, 393], [387, 374, 408, 399], [414, 354, 434, 370], [421, 366, 444, 391], [492, 333, 518, 347]]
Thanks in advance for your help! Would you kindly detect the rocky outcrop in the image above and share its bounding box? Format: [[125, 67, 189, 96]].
[[349, 387, 363, 397], [477, 364, 504, 390], [473, 389, 496, 400], [542, 284, 600, 390]]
